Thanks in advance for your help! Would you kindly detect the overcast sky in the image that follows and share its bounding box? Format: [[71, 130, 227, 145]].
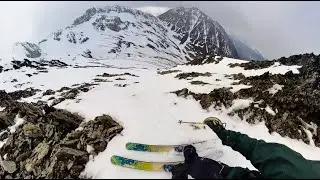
[[0, 1, 319, 59]]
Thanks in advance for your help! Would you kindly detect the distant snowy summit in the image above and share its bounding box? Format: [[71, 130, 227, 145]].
[[9, 5, 264, 70]]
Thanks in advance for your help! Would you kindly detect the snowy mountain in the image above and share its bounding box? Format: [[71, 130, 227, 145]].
[[1, 52, 320, 178], [11, 6, 187, 69], [6, 5, 264, 72], [1, 4, 320, 180], [158, 7, 239, 60], [229, 35, 265, 61]]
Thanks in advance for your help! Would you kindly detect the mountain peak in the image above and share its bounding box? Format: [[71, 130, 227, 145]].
[[159, 6, 238, 59], [72, 5, 155, 26]]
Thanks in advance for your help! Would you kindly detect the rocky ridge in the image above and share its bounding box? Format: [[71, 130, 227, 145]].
[[171, 53, 320, 147], [0, 91, 123, 178]]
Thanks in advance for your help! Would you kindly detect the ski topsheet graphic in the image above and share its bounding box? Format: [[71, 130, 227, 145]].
[[111, 155, 182, 172], [125, 140, 208, 153]]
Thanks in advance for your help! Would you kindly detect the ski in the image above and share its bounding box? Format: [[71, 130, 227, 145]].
[[125, 140, 209, 153], [111, 155, 182, 172]]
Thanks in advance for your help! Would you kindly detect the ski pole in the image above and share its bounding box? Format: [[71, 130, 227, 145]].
[[178, 120, 204, 125]]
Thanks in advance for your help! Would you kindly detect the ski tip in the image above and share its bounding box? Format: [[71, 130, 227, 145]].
[[126, 142, 149, 152]]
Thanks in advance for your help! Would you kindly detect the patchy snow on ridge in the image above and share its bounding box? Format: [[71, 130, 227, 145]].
[[2, 56, 320, 179]]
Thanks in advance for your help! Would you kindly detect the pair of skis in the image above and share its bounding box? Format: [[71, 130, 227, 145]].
[[111, 140, 211, 172]]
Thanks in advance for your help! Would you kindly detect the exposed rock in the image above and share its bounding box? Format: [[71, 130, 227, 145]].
[[173, 53, 320, 147], [97, 72, 138, 78], [157, 69, 181, 75], [115, 78, 126, 81], [114, 84, 128, 87], [0, 159, 17, 173], [0, 101, 123, 179], [175, 72, 211, 79], [10, 79, 17, 83], [190, 81, 209, 85], [42, 90, 55, 96], [7, 88, 40, 101], [0, 132, 8, 141], [93, 78, 112, 83]]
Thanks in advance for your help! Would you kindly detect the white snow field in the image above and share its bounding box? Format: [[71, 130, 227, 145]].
[[1, 57, 320, 178]]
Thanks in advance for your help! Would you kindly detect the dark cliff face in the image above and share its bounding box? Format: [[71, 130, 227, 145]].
[[229, 35, 265, 61], [159, 7, 239, 60]]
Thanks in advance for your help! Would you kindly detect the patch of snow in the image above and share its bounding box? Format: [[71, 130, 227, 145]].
[[0, 140, 7, 149], [8, 115, 25, 133], [75, 127, 84, 131], [265, 105, 276, 116], [299, 118, 318, 136], [301, 127, 315, 146], [268, 84, 284, 95], [229, 99, 253, 112], [0, 107, 5, 111], [86, 145, 95, 154]]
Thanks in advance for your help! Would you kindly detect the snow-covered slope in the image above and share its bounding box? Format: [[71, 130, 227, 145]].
[[6, 5, 266, 72], [11, 6, 186, 69], [1, 54, 320, 178], [158, 7, 239, 60]]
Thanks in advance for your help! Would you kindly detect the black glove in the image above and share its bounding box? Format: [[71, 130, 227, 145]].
[[203, 117, 225, 133], [171, 145, 228, 179]]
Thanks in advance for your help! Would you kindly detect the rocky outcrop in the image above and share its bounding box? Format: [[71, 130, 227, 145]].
[[172, 53, 320, 147], [175, 72, 211, 79], [0, 100, 123, 179], [14, 42, 42, 58]]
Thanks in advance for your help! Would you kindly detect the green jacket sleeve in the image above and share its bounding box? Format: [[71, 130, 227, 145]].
[[217, 129, 320, 179]]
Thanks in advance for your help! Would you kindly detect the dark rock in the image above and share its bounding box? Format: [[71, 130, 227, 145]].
[[7, 88, 40, 101], [157, 69, 181, 75], [175, 72, 211, 79], [51, 98, 65, 106], [190, 81, 209, 85], [0, 131, 9, 141], [43, 89, 55, 96]]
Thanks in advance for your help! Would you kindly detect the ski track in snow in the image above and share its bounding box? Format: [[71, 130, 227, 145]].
[[1, 57, 320, 178]]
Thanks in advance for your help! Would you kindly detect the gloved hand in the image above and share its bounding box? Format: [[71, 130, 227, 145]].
[[203, 117, 225, 133], [171, 145, 228, 179]]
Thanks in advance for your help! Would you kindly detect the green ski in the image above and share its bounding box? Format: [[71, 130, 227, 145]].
[[111, 155, 182, 172], [125, 140, 208, 153]]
